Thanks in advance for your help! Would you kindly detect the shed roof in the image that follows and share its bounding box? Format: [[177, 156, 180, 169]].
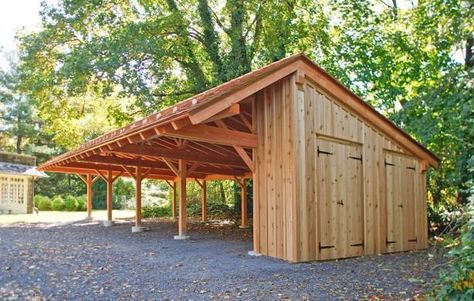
[[38, 54, 439, 177]]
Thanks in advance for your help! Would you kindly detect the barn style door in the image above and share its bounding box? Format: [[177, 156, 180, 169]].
[[385, 153, 418, 252], [316, 139, 364, 260]]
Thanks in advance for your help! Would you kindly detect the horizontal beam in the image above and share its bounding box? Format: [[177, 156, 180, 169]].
[[79, 155, 171, 171], [42, 166, 177, 180], [74, 154, 250, 180], [161, 124, 257, 148], [110, 144, 247, 167]]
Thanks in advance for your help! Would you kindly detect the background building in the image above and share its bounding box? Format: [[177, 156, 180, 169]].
[[0, 151, 46, 214]]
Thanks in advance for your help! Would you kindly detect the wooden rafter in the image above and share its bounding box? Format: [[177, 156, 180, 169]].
[[171, 116, 191, 130], [160, 124, 257, 148]]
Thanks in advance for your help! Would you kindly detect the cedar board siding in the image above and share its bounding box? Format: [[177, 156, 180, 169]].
[[253, 75, 428, 262]]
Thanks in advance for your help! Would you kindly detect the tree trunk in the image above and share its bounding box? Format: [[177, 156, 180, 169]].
[[165, 0, 210, 90], [466, 37, 473, 70], [227, 0, 251, 79], [16, 135, 22, 154], [219, 181, 226, 203], [197, 0, 225, 83]]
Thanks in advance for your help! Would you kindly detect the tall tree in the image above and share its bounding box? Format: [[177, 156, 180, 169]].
[[0, 59, 40, 154]]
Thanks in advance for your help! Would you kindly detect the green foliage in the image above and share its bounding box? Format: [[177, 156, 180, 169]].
[[63, 195, 78, 211], [50, 196, 65, 211], [91, 178, 134, 210], [75, 195, 87, 211], [0, 56, 42, 153], [36, 194, 87, 211], [142, 205, 171, 218], [430, 199, 474, 300], [34, 195, 51, 211]]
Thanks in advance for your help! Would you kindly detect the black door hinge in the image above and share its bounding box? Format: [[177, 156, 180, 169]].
[[386, 240, 397, 244], [407, 166, 416, 171], [348, 155, 362, 161], [408, 237, 418, 243], [317, 146, 333, 156], [384, 160, 395, 166]]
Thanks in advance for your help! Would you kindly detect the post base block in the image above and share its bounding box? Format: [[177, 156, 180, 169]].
[[131, 226, 145, 233], [173, 235, 190, 240], [248, 250, 262, 257], [103, 220, 114, 227]]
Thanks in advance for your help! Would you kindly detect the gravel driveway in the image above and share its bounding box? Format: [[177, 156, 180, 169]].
[[0, 218, 445, 300]]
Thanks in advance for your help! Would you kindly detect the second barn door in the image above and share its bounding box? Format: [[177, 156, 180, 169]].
[[316, 138, 364, 260], [384, 153, 418, 252]]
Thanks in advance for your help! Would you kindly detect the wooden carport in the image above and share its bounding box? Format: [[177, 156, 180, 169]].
[[39, 54, 438, 261], [37, 53, 281, 236]]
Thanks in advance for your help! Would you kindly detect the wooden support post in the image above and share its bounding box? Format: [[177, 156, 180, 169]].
[[86, 174, 93, 218], [201, 180, 207, 222], [195, 179, 207, 222], [237, 178, 249, 228], [132, 161, 143, 232], [174, 159, 189, 239], [105, 170, 114, 226], [96, 169, 122, 227], [172, 181, 177, 220], [77, 173, 97, 219], [165, 180, 177, 220]]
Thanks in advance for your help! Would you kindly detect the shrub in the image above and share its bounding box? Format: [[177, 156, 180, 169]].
[[76, 195, 87, 211], [50, 196, 65, 211], [63, 195, 77, 211], [34, 195, 51, 211], [142, 204, 171, 218], [430, 198, 474, 300]]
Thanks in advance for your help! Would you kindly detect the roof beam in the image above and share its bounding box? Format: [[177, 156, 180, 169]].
[[160, 124, 257, 148]]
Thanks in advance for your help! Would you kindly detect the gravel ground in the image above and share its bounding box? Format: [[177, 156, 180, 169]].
[[0, 218, 445, 300]]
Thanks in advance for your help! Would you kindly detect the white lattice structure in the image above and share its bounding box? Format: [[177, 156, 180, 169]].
[[0, 152, 47, 214]]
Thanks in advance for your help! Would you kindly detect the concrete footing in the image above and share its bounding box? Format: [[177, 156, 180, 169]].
[[103, 220, 114, 227], [248, 250, 262, 257], [131, 226, 145, 233], [173, 235, 190, 240]]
